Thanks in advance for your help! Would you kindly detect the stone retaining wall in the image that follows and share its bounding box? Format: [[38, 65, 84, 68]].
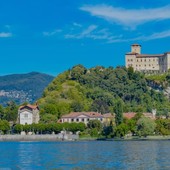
[[0, 134, 79, 141]]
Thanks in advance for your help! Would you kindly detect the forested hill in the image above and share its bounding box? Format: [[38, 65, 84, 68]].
[[0, 72, 54, 105], [39, 65, 170, 118]]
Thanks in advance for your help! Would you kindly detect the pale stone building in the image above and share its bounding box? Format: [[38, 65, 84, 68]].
[[59, 112, 114, 125], [126, 44, 170, 73], [18, 104, 40, 125]]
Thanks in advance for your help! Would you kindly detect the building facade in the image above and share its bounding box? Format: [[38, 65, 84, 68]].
[[60, 112, 114, 125], [125, 44, 170, 73], [18, 104, 40, 125]]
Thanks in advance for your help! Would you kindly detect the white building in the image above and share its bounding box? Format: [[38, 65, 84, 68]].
[[18, 104, 40, 125], [126, 44, 170, 73]]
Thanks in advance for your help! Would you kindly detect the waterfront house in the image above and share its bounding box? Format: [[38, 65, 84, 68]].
[[60, 112, 114, 125], [18, 104, 40, 125]]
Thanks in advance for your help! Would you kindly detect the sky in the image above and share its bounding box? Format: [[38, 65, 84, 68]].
[[1, 0, 170, 76]]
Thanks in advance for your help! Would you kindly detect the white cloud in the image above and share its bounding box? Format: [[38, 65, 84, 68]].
[[43, 29, 62, 36], [142, 30, 170, 40], [65, 25, 98, 39], [0, 32, 12, 38], [107, 29, 170, 43], [73, 22, 82, 27], [80, 5, 170, 28]]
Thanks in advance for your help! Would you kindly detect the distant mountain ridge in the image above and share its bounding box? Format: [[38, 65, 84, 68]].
[[0, 72, 54, 105]]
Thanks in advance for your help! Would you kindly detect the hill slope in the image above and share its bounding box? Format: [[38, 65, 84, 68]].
[[0, 72, 54, 105], [39, 65, 170, 118]]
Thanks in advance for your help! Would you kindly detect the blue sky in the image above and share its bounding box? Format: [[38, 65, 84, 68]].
[[1, 0, 170, 76]]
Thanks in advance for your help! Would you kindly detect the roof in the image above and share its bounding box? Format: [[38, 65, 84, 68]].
[[61, 112, 114, 119], [19, 104, 39, 110], [103, 113, 114, 118], [136, 54, 164, 58], [131, 44, 141, 46], [123, 112, 136, 119], [126, 52, 138, 55]]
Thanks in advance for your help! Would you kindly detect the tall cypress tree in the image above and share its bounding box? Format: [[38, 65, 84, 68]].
[[115, 100, 123, 126]]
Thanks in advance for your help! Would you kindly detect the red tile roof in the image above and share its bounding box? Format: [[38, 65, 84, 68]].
[[19, 104, 39, 110], [123, 112, 136, 119], [103, 113, 114, 118]]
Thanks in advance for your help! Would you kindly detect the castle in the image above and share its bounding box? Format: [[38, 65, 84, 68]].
[[125, 44, 170, 73]]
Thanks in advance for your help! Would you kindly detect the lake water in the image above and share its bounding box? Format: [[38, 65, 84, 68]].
[[0, 140, 170, 169]]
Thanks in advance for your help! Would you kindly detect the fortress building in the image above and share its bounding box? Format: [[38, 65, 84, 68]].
[[125, 44, 170, 73]]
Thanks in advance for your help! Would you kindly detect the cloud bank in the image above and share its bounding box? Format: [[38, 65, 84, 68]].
[[80, 5, 170, 28]]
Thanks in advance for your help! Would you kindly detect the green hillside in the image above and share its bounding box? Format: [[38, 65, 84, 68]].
[[39, 65, 170, 118]]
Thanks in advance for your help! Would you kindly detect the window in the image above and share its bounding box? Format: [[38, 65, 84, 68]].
[[24, 114, 28, 118], [131, 59, 133, 62], [137, 59, 138, 62], [82, 118, 84, 122], [76, 118, 79, 122], [71, 119, 74, 122], [141, 59, 142, 62]]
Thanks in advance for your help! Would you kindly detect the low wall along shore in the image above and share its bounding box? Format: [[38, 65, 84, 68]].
[[0, 134, 79, 141]]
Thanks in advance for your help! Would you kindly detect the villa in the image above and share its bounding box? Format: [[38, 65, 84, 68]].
[[60, 112, 114, 125], [18, 104, 40, 125]]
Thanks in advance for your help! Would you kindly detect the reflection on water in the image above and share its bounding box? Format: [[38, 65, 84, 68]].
[[0, 141, 170, 169]]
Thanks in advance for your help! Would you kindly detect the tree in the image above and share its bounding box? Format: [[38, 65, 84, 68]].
[[40, 114, 58, 124], [137, 117, 156, 137], [114, 123, 129, 138], [4, 101, 18, 122], [0, 105, 4, 120], [0, 120, 10, 134], [70, 65, 87, 80], [114, 100, 123, 126], [70, 101, 84, 112], [87, 120, 102, 131], [14, 124, 23, 134]]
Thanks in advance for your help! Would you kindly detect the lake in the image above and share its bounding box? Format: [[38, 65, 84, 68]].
[[0, 140, 170, 169]]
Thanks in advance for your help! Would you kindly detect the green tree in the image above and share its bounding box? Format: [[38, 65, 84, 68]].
[[137, 117, 156, 137], [40, 114, 58, 124], [14, 124, 23, 134], [114, 100, 123, 126], [0, 120, 10, 134], [87, 120, 102, 131], [4, 101, 18, 122], [70, 101, 84, 112], [114, 123, 129, 138]]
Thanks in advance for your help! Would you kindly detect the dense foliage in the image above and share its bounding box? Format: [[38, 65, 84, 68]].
[[39, 65, 170, 119], [14, 122, 86, 134]]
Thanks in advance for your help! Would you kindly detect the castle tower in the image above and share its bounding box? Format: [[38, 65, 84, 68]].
[[131, 44, 141, 54]]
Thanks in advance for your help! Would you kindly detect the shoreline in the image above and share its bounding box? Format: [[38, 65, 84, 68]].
[[0, 135, 170, 142], [0, 134, 78, 142]]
